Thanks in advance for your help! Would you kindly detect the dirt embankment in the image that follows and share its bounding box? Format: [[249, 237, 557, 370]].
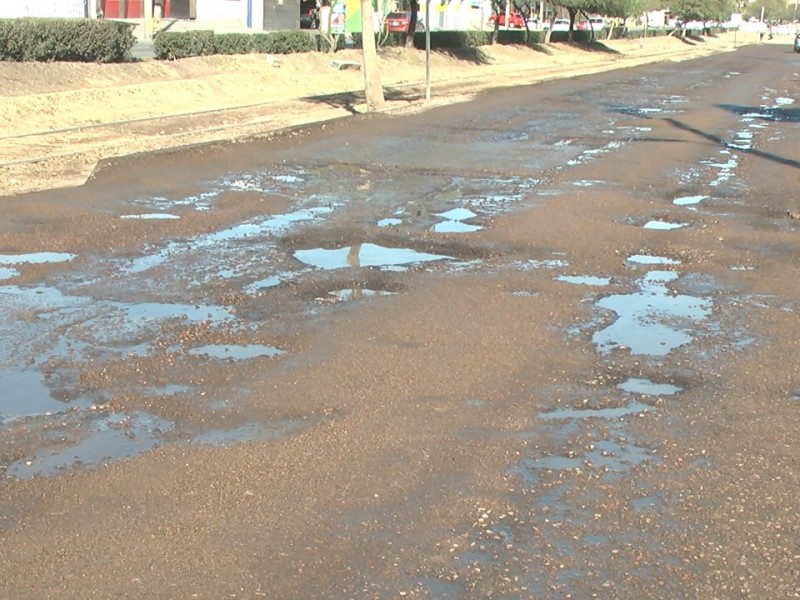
[[0, 32, 744, 197]]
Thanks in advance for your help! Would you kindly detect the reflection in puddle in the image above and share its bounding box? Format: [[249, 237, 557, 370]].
[[556, 275, 611, 286], [593, 270, 712, 356], [433, 221, 483, 233], [188, 344, 285, 360], [618, 377, 682, 396], [322, 288, 396, 302], [294, 243, 451, 270], [538, 400, 652, 420], [515, 439, 654, 477], [515, 258, 569, 270], [0, 252, 76, 265], [245, 271, 300, 293], [704, 153, 738, 187], [120, 214, 180, 220], [643, 220, 687, 230], [6, 411, 172, 480], [436, 208, 476, 221], [673, 195, 708, 206], [121, 206, 333, 275], [432, 208, 483, 233], [0, 267, 18, 280], [626, 255, 680, 266], [566, 141, 623, 166], [1, 369, 90, 422]]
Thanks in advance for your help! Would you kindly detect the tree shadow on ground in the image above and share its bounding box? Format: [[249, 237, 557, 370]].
[[435, 47, 495, 65], [717, 103, 800, 123], [562, 40, 622, 55], [302, 87, 419, 114], [665, 114, 800, 170], [679, 33, 706, 45]]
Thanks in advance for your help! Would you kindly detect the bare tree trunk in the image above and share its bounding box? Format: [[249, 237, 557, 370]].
[[361, 0, 385, 111], [406, 0, 420, 48]]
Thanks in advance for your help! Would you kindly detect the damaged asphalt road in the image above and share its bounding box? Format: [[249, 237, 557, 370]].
[[1, 43, 799, 598]]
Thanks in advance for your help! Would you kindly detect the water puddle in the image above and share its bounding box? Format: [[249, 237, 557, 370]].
[[617, 377, 682, 396], [119, 213, 180, 220], [432, 208, 483, 233], [626, 255, 680, 266], [538, 400, 652, 420], [244, 271, 300, 293], [293, 243, 451, 271], [187, 344, 285, 360], [566, 141, 623, 166], [592, 270, 712, 356], [515, 258, 569, 270], [377, 217, 403, 227], [572, 180, 605, 187], [1, 369, 90, 422], [515, 439, 654, 477], [0, 252, 76, 265], [133, 191, 216, 212], [432, 221, 483, 233], [703, 153, 738, 187], [631, 494, 664, 513], [556, 275, 611, 286], [120, 206, 333, 275], [643, 220, 687, 230], [0, 284, 240, 366], [6, 411, 172, 480], [0, 267, 18, 280], [321, 288, 396, 302], [673, 195, 708, 206], [190, 418, 308, 446]]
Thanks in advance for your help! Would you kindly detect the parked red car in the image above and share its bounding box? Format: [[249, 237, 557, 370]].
[[489, 11, 526, 28], [384, 12, 425, 33]]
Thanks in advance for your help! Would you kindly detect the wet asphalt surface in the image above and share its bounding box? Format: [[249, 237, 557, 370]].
[[1, 43, 800, 597]]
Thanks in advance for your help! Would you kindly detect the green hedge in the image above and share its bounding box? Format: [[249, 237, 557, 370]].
[[152, 24, 704, 60], [0, 18, 135, 62], [154, 30, 317, 59]]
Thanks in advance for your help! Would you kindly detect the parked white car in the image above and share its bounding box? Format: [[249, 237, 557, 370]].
[[550, 18, 570, 31]]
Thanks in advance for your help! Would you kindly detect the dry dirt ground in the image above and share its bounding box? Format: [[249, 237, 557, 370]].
[[0, 31, 750, 197]]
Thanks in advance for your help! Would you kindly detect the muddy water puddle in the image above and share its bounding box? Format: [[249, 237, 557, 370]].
[[643, 219, 688, 230], [293, 243, 451, 271], [5, 411, 171, 480], [593, 270, 712, 356], [187, 344, 285, 360], [4, 409, 318, 480]]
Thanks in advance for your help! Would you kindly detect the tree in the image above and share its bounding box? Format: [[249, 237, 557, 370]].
[[601, 0, 646, 39], [745, 0, 791, 21], [406, 0, 421, 48], [671, 0, 731, 21], [361, 0, 386, 111]]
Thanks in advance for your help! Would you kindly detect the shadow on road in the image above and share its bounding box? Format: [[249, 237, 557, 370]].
[[303, 87, 419, 114], [665, 115, 800, 170]]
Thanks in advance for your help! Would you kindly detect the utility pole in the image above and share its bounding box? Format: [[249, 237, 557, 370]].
[[144, 0, 153, 39], [425, 0, 430, 101]]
